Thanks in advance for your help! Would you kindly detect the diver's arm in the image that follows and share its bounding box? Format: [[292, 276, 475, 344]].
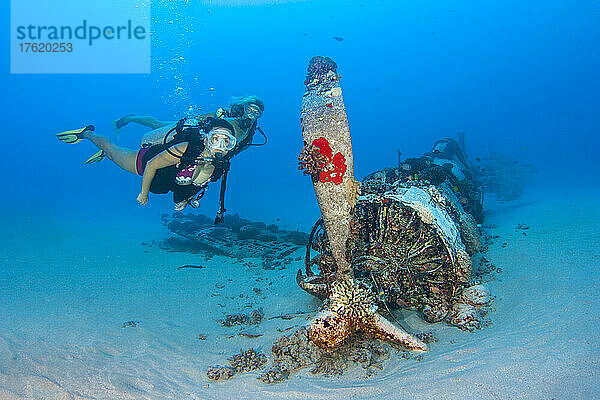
[[137, 143, 188, 205]]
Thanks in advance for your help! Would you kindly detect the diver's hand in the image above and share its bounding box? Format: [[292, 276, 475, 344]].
[[137, 192, 149, 206], [174, 200, 188, 211]]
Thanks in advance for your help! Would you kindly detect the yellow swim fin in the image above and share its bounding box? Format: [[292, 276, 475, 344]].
[[84, 149, 105, 164], [56, 125, 95, 144]]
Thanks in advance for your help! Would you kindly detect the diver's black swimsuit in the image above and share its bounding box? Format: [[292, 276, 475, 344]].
[[137, 134, 226, 203]]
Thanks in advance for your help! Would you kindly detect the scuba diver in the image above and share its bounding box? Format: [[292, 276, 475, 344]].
[[57, 96, 265, 215], [398, 137, 485, 223]]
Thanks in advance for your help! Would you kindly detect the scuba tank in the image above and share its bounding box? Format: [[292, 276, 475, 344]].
[[140, 124, 175, 148], [140, 118, 204, 148]]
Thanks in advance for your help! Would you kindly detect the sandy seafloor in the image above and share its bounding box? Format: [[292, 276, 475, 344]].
[[0, 187, 599, 400]]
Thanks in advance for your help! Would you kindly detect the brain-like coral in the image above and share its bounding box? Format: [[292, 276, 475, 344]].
[[229, 348, 268, 373], [298, 142, 328, 177], [206, 365, 236, 381], [329, 280, 378, 321]]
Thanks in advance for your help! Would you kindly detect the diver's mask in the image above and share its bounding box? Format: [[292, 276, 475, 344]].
[[243, 103, 263, 121], [206, 128, 237, 154]]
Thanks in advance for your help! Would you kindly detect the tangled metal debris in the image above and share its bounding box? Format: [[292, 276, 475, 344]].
[[160, 212, 306, 261]]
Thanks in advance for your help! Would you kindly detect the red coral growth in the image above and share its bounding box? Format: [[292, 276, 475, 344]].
[[311, 137, 347, 185], [312, 137, 332, 159]]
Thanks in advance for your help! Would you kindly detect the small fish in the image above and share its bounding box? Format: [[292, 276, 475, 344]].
[[333, 36, 344, 41], [238, 333, 263, 338], [268, 311, 311, 320], [121, 320, 140, 328], [177, 265, 205, 270], [277, 325, 298, 332]]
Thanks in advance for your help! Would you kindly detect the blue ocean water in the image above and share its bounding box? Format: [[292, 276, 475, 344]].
[[1, 0, 599, 398], [2, 0, 598, 225]]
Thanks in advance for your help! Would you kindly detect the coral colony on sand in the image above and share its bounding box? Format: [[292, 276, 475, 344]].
[[207, 56, 495, 383], [207, 348, 268, 381]]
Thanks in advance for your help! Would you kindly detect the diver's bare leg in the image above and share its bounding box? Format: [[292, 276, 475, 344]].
[[83, 131, 138, 174], [115, 115, 173, 130]]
